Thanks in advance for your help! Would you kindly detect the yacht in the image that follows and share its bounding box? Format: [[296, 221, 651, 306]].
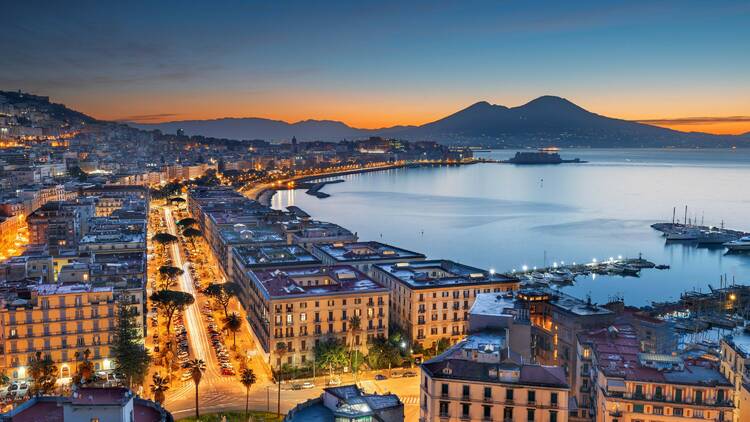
[[696, 230, 739, 245], [666, 228, 701, 241], [724, 236, 750, 251]]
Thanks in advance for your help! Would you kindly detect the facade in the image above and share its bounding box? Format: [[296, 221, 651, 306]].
[[237, 264, 389, 367], [285, 385, 404, 422], [312, 240, 426, 276], [371, 260, 520, 348], [420, 333, 570, 422], [577, 324, 734, 422], [721, 329, 750, 422], [0, 387, 172, 422], [0, 283, 117, 382]]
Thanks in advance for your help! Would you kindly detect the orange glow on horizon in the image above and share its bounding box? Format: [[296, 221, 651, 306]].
[[76, 93, 750, 136]]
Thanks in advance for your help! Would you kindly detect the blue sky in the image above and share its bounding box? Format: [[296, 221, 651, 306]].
[[3, 0, 749, 133]]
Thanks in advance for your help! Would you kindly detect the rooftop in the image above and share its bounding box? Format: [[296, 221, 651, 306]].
[[374, 260, 518, 289], [234, 245, 320, 268], [219, 225, 286, 245], [314, 241, 425, 263], [421, 333, 568, 388], [579, 324, 731, 387], [251, 265, 389, 299]]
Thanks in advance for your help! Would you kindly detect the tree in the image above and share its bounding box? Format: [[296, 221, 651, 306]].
[[188, 359, 206, 419], [150, 373, 169, 405], [348, 315, 362, 380], [204, 282, 238, 317], [314, 338, 348, 379], [366, 337, 403, 371], [239, 368, 257, 420], [157, 265, 184, 289], [182, 227, 202, 248], [149, 290, 194, 336], [152, 232, 178, 254], [176, 217, 197, 228], [223, 312, 243, 349], [73, 348, 94, 386], [29, 351, 57, 396], [113, 303, 151, 389], [275, 342, 287, 417]]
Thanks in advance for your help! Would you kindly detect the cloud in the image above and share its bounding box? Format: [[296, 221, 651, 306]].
[[114, 113, 182, 123], [636, 116, 750, 126]]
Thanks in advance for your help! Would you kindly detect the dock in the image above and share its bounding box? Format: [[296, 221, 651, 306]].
[[305, 179, 344, 198], [510, 255, 660, 286]]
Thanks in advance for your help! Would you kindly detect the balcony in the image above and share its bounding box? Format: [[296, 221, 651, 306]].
[[439, 413, 450, 419], [609, 410, 622, 417]]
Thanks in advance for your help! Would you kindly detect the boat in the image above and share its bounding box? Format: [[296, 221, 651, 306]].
[[666, 228, 701, 241], [504, 148, 586, 165], [696, 230, 740, 245], [724, 236, 750, 251]]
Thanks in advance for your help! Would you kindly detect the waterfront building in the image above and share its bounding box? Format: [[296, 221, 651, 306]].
[[371, 260, 520, 349], [283, 220, 358, 251], [0, 283, 117, 382], [285, 384, 404, 422], [312, 240, 426, 276], [237, 264, 389, 367], [420, 333, 570, 422], [230, 244, 320, 308], [720, 328, 750, 422], [0, 387, 172, 422], [577, 324, 734, 422]]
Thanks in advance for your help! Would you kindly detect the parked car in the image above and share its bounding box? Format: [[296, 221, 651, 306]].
[[327, 377, 341, 386], [301, 381, 315, 389], [402, 371, 417, 377], [375, 374, 387, 380]]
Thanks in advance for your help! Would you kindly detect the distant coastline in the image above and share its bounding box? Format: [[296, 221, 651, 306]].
[[245, 160, 475, 206]]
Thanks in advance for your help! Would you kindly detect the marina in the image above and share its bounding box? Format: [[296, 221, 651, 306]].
[[510, 254, 662, 286]]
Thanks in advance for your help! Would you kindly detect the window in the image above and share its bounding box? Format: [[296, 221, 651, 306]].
[[549, 411, 557, 422], [503, 407, 512, 419], [634, 384, 643, 398], [653, 406, 663, 415], [300, 312, 307, 322], [441, 383, 449, 397], [506, 388, 514, 401], [484, 387, 492, 399], [674, 388, 683, 402], [673, 407, 683, 416], [526, 408, 534, 422], [654, 386, 663, 399], [551, 392, 558, 406], [633, 404, 644, 413], [439, 401, 449, 417], [483, 405, 492, 419], [462, 403, 470, 418], [462, 385, 470, 398], [695, 390, 703, 404], [527, 390, 535, 403]]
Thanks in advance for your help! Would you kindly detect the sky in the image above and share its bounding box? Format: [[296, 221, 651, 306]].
[[3, 0, 749, 134]]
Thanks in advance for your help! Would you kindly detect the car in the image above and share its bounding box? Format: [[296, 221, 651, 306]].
[[402, 371, 417, 377], [291, 384, 302, 390], [301, 381, 315, 389], [327, 377, 341, 386], [374, 374, 387, 381]]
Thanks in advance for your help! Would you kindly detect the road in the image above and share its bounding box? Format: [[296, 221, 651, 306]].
[[159, 205, 421, 420]]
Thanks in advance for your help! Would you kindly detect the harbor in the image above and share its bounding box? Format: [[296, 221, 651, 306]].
[[651, 206, 749, 248], [510, 254, 664, 286]]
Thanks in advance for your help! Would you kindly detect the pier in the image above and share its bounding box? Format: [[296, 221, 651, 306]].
[[510, 255, 661, 285]]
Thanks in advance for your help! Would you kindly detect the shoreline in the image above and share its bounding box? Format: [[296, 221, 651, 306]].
[[245, 160, 475, 206]]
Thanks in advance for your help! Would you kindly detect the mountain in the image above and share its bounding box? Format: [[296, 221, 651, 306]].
[[132, 96, 748, 148]]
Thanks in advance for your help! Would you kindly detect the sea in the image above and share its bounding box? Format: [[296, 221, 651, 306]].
[[270, 149, 750, 307]]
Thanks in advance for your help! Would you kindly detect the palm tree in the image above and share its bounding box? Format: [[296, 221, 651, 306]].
[[239, 368, 257, 420], [150, 373, 169, 405], [348, 315, 362, 382], [29, 351, 57, 396], [223, 312, 243, 350], [275, 342, 287, 417], [188, 358, 206, 419], [78, 348, 93, 383]]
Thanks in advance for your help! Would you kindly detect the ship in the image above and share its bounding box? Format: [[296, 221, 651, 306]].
[[504, 147, 586, 164]]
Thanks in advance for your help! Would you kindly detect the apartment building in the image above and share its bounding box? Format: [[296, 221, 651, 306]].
[[371, 260, 520, 348], [0, 283, 117, 382], [230, 244, 320, 308], [720, 329, 750, 422], [282, 220, 358, 251], [236, 264, 389, 367], [420, 333, 569, 422], [312, 241, 426, 276], [577, 324, 734, 422]]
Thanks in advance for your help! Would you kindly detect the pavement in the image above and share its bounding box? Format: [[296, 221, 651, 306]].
[[155, 204, 421, 421]]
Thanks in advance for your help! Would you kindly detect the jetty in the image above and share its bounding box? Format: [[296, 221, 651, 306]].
[[511, 255, 660, 286], [304, 179, 344, 199]]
